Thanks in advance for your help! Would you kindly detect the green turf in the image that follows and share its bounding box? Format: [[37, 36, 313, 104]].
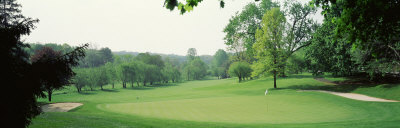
[[29, 73, 400, 128]]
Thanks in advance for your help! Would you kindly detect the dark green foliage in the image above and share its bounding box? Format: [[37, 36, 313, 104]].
[[228, 62, 252, 82], [164, 0, 204, 14], [313, 0, 400, 78], [212, 49, 230, 79], [184, 57, 208, 80], [96, 66, 109, 90], [105, 62, 118, 88], [183, 48, 208, 80], [72, 68, 88, 92], [99, 47, 113, 63], [305, 16, 355, 77], [26, 43, 73, 55], [1, 0, 87, 126], [79, 47, 114, 68], [286, 51, 307, 74]]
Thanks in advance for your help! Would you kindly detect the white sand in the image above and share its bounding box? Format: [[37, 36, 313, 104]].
[[301, 90, 398, 102], [41, 103, 83, 112]]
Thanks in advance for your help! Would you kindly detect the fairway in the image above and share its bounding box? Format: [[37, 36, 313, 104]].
[[30, 74, 400, 128], [100, 96, 360, 124]]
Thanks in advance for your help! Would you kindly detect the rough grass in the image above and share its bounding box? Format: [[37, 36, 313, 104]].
[[29, 73, 400, 128]]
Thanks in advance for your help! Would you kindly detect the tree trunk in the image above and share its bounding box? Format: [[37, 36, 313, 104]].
[[48, 90, 52, 102], [101, 85, 103, 90], [273, 70, 277, 88], [150, 82, 153, 85], [137, 81, 140, 86], [112, 83, 114, 89]]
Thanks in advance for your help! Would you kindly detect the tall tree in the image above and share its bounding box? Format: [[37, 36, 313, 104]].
[[252, 8, 286, 88], [223, 0, 278, 62], [313, 0, 400, 78], [72, 68, 88, 93], [105, 62, 118, 88], [96, 66, 109, 90], [305, 15, 355, 77], [280, 0, 318, 76], [212, 49, 230, 79], [0, 0, 87, 123], [31, 47, 62, 102], [119, 63, 130, 88], [187, 48, 197, 61]]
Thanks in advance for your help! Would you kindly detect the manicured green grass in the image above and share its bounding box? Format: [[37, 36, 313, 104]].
[[29, 73, 400, 128], [354, 84, 400, 101], [322, 73, 348, 82]]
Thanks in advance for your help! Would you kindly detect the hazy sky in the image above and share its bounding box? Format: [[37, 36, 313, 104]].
[[20, 0, 322, 56]]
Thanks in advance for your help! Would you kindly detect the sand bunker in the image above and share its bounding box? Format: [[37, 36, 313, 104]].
[[41, 103, 83, 112], [301, 90, 398, 102], [310, 78, 399, 102]]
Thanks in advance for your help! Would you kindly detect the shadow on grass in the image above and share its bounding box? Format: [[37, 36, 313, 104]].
[[79, 92, 97, 95], [282, 74, 315, 79], [126, 86, 154, 90], [283, 82, 379, 93], [101, 89, 119, 92], [382, 84, 400, 88]]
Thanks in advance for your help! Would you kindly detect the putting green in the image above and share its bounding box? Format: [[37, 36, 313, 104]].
[[99, 94, 366, 124]]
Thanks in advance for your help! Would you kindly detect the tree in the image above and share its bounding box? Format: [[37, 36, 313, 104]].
[[212, 49, 229, 68], [82, 49, 103, 67], [184, 57, 208, 81], [96, 66, 109, 90], [305, 15, 355, 77], [313, 0, 400, 77], [280, 0, 318, 76], [80, 47, 113, 68], [229, 62, 252, 82], [87, 68, 98, 90], [163, 57, 182, 82], [171, 67, 182, 82], [99, 47, 114, 64], [136, 53, 165, 85], [119, 63, 131, 88], [223, 0, 278, 62], [187, 48, 197, 61], [105, 62, 118, 88], [2, 0, 88, 126], [31, 47, 62, 102], [212, 49, 230, 79], [72, 68, 88, 93], [252, 8, 286, 88], [286, 51, 308, 74]]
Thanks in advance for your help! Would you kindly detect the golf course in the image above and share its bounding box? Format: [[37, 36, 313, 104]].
[[29, 74, 400, 128]]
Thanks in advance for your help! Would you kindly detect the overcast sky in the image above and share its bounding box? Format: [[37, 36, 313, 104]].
[[20, 0, 322, 56]]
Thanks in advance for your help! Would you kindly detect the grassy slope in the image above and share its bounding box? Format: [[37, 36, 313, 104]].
[[29, 74, 400, 128], [322, 74, 400, 101]]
